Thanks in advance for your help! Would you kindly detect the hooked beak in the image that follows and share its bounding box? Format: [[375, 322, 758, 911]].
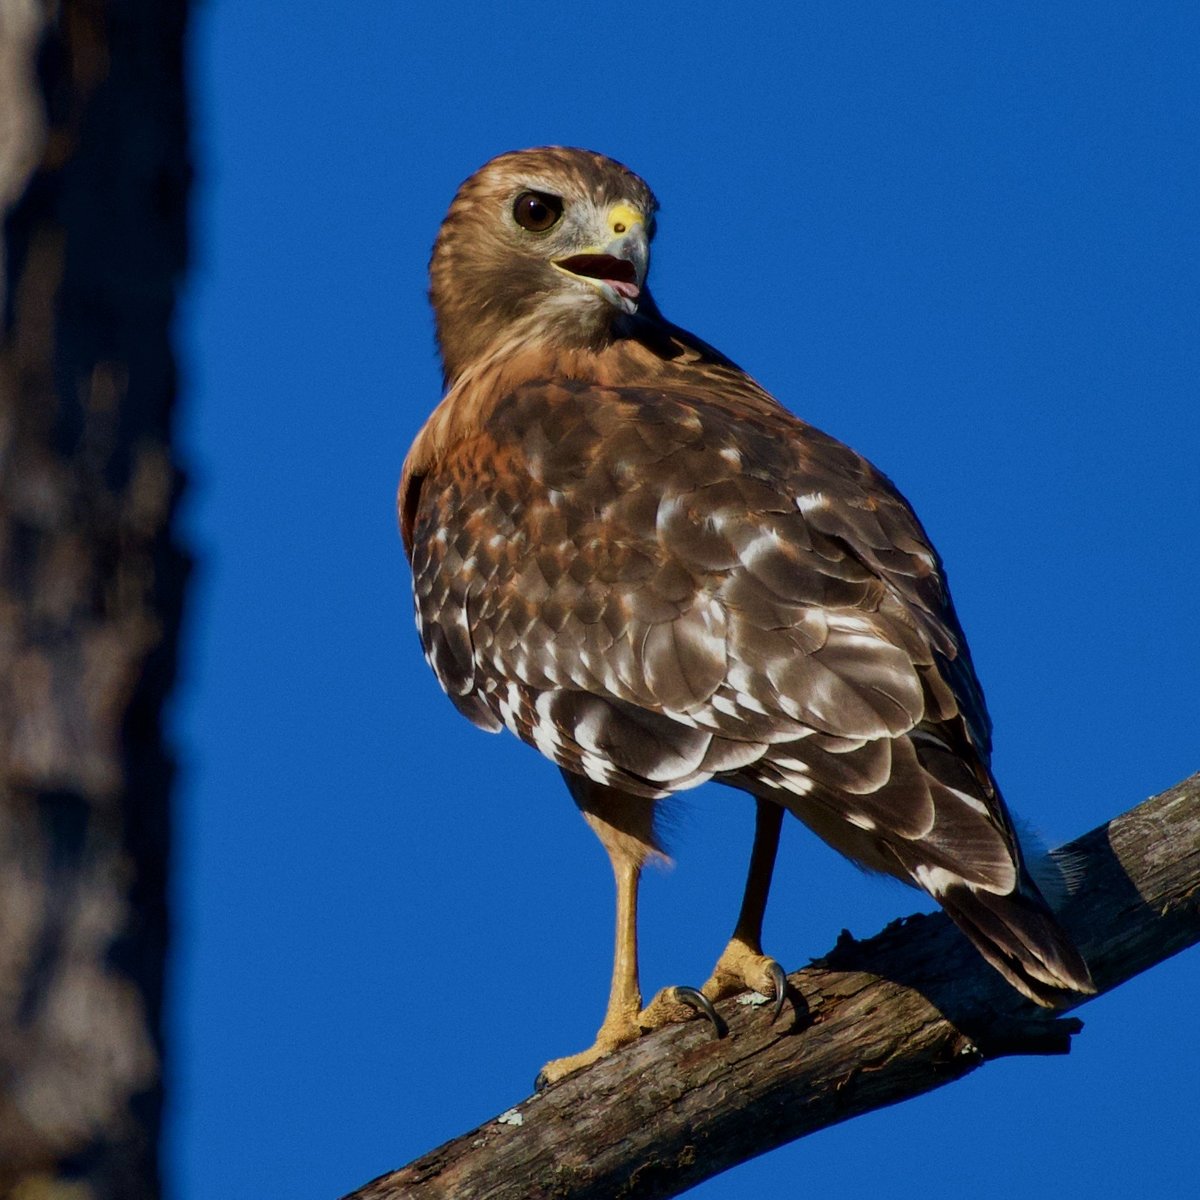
[[553, 220, 649, 315]]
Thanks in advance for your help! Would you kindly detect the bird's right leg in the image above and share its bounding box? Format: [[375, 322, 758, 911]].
[[700, 797, 788, 1016]]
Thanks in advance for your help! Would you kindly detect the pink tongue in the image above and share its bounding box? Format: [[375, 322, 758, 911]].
[[609, 279, 640, 300]]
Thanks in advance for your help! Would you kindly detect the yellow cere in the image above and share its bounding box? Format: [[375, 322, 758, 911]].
[[607, 203, 644, 236]]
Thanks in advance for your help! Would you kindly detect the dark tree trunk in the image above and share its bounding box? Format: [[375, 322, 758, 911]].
[[0, 2, 190, 1195]]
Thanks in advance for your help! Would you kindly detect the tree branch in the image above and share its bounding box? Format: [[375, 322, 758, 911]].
[[344, 772, 1200, 1200]]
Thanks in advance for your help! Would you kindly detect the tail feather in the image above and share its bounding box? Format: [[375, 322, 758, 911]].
[[937, 882, 1096, 1007]]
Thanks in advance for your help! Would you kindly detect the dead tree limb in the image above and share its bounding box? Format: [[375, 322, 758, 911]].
[[345, 771, 1200, 1200]]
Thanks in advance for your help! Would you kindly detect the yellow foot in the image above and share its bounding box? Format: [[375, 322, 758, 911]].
[[537, 987, 722, 1087], [701, 937, 788, 1017], [536, 1014, 639, 1087]]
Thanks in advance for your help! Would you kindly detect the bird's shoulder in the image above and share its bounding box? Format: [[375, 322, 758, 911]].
[[404, 342, 990, 755], [408, 349, 948, 621]]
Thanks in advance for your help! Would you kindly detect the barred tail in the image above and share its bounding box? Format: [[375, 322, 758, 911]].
[[937, 881, 1096, 1007]]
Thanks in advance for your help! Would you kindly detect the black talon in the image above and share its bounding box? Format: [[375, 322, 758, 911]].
[[673, 985, 726, 1038], [767, 960, 788, 1021]]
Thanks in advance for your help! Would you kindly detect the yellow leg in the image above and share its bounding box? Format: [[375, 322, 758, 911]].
[[539, 774, 718, 1085], [538, 848, 646, 1085], [701, 798, 788, 1010], [603, 853, 643, 1034]]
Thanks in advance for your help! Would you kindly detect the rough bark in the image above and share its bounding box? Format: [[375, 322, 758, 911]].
[[0, 1, 190, 1195], [346, 772, 1200, 1200]]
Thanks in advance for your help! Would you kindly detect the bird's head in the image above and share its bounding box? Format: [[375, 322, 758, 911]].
[[429, 147, 658, 386]]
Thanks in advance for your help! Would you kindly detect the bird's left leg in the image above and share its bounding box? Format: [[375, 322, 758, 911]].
[[538, 775, 718, 1085], [700, 797, 788, 1016]]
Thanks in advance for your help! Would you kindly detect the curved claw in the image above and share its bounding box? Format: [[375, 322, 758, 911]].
[[672, 985, 726, 1038], [767, 960, 788, 1021]]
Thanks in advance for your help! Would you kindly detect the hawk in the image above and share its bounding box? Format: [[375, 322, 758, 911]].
[[401, 147, 1094, 1083]]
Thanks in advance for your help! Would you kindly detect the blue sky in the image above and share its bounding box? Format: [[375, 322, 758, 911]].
[[173, 4, 1198, 1196]]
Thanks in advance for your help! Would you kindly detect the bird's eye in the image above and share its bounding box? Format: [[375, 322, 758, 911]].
[[512, 190, 563, 232]]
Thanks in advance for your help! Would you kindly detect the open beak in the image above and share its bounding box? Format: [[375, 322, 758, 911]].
[[553, 221, 649, 315]]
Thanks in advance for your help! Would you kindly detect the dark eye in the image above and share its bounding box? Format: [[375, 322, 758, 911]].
[[512, 190, 563, 232]]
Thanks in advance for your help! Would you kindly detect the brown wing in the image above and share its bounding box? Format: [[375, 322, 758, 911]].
[[406, 374, 1021, 889]]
